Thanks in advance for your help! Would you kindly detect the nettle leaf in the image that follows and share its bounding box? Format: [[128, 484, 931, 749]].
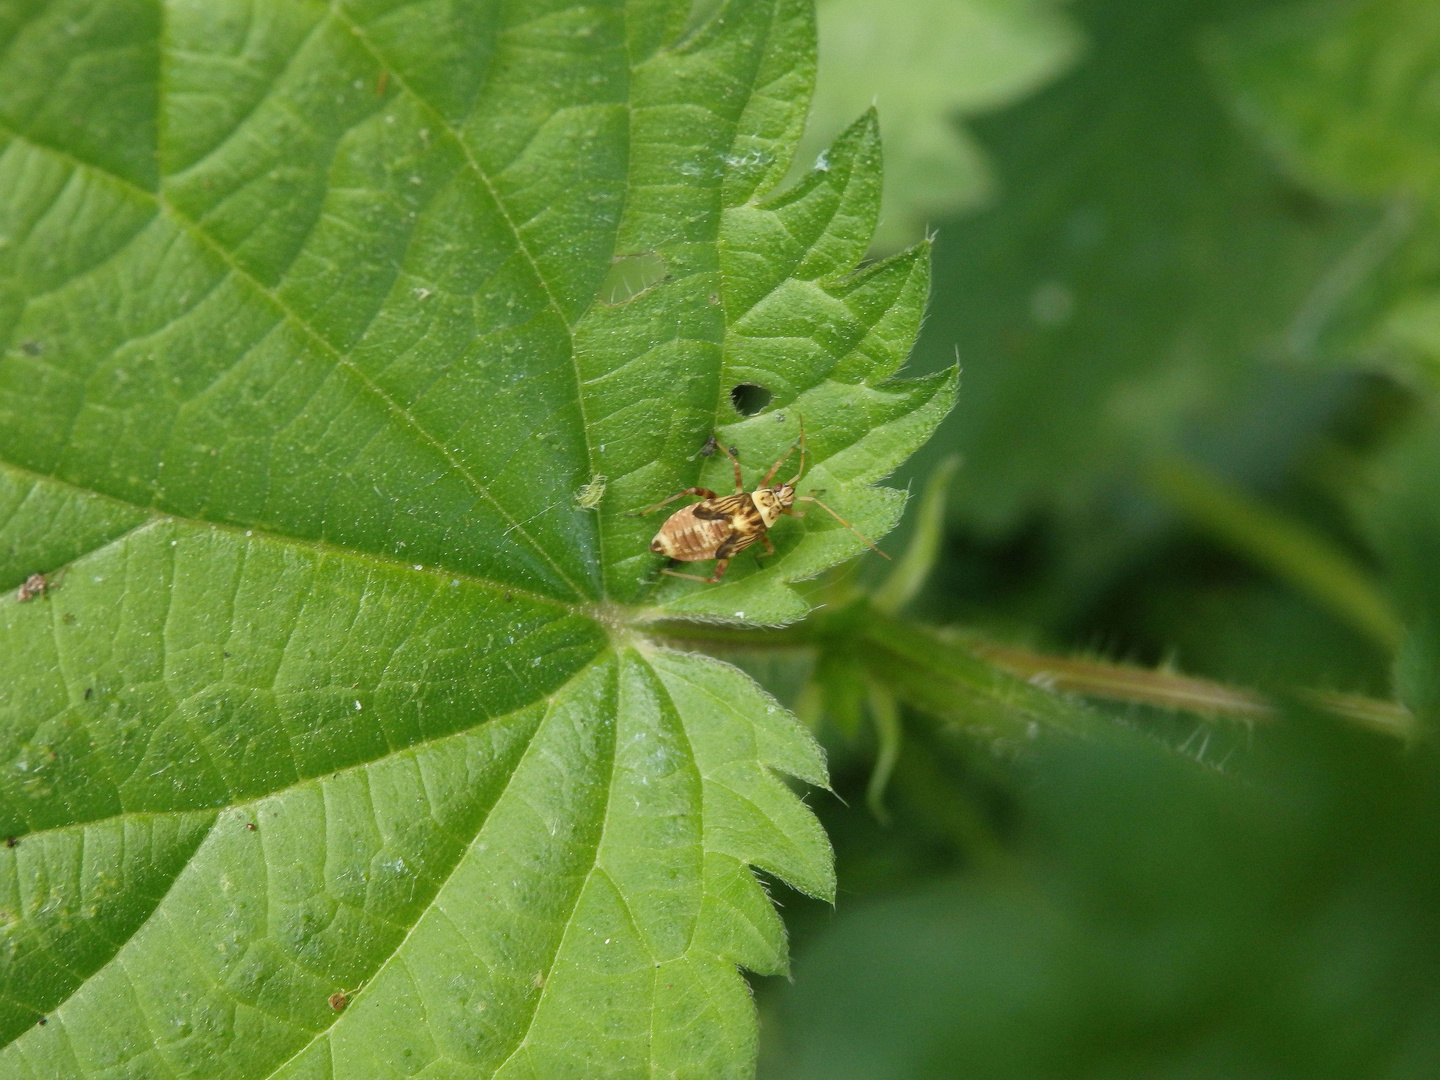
[[1206, 0, 1440, 384], [1205, 0, 1440, 203], [0, 0, 946, 1074], [802, 0, 1083, 253], [910, 0, 1388, 544]]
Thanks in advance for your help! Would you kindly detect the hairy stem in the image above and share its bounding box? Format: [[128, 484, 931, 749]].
[[964, 636, 1415, 739], [651, 606, 1417, 740]]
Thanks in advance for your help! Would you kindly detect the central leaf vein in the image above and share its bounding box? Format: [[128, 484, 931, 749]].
[[330, 3, 608, 596], [0, 120, 588, 601]]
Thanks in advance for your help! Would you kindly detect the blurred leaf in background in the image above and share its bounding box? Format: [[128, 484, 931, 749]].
[[873, 0, 1425, 702], [1362, 419, 1440, 724], [911, 0, 1378, 533], [762, 715, 1440, 1080], [754, 0, 1440, 1076], [1206, 0, 1440, 384], [1206, 0, 1440, 721], [799, 0, 1084, 252]]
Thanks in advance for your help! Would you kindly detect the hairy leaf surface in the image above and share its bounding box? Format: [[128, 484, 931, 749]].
[[0, 0, 946, 1074]]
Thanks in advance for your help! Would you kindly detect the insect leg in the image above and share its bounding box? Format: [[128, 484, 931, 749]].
[[661, 558, 730, 584], [759, 534, 775, 556], [627, 487, 719, 516], [713, 439, 745, 493], [796, 493, 891, 558], [760, 444, 797, 487], [782, 415, 807, 487]]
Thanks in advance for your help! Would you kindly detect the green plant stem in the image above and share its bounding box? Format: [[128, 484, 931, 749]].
[[865, 682, 903, 821], [650, 604, 1417, 740], [966, 637, 1416, 739], [1149, 457, 1404, 654]]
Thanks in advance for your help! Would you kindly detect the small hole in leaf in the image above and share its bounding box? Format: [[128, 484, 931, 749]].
[[598, 252, 667, 304], [730, 383, 772, 416]]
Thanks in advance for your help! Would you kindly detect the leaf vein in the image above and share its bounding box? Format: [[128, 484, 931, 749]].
[[0, 122, 585, 602], [328, 3, 605, 598]]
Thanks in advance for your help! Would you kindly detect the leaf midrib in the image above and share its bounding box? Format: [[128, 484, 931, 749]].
[[0, 459, 581, 613], [328, 2, 613, 602], [0, 36, 597, 601], [0, 119, 587, 610], [257, 654, 622, 1080]]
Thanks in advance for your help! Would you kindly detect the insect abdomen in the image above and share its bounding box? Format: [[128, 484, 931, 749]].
[[650, 504, 732, 561]]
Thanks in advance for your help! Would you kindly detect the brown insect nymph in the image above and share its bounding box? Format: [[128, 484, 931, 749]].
[[632, 422, 888, 584], [16, 573, 47, 602]]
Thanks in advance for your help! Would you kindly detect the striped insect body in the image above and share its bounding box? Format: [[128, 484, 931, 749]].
[[631, 420, 888, 584]]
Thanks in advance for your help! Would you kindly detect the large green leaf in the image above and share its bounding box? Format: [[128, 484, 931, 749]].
[[0, 0, 948, 1073]]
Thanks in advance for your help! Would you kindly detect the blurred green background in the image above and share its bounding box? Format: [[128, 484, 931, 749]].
[[751, 0, 1440, 1075]]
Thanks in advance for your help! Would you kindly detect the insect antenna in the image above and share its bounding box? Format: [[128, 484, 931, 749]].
[[786, 415, 807, 487], [797, 492, 891, 559]]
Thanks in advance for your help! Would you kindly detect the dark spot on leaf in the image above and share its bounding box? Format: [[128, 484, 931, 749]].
[[84, 687, 92, 699], [598, 252, 667, 304], [504, 592, 513, 601], [19, 341, 42, 356], [699, 434, 719, 457], [731, 383, 772, 416], [37, 1017, 45, 1026], [5, 837, 15, 848]]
